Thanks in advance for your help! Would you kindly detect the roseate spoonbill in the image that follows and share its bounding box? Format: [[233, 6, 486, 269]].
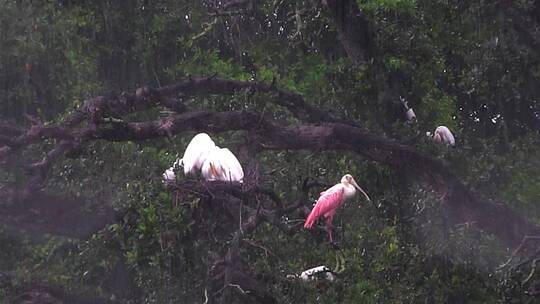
[[427, 126, 455, 146], [304, 174, 371, 242], [201, 146, 244, 182]]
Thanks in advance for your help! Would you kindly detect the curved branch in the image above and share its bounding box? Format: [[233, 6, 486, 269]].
[[92, 110, 540, 248], [1, 77, 537, 249]]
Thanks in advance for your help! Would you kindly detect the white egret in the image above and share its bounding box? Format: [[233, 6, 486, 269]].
[[201, 147, 244, 183], [163, 133, 244, 183], [181, 133, 216, 175]]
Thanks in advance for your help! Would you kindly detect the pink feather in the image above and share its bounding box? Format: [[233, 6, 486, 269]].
[[304, 185, 345, 229]]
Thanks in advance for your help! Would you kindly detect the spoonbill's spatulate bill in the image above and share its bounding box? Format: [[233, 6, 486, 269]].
[[304, 174, 370, 242], [163, 133, 244, 183], [427, 126, 455, 146]]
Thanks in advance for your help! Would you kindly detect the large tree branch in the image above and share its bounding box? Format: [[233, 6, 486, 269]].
[[0, 76, 347, 160], [1, 76, 538, 250], [88, 110, 540, 248]]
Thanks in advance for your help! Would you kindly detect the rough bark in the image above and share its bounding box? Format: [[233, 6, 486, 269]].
[[0, 76, 538, 251]]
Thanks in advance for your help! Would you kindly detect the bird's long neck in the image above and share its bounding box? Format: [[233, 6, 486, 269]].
[[342, 183, 356, 199]]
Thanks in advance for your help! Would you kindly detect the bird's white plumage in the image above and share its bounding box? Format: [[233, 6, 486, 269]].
[[432, 126, 455, 146], [400, 97, 417, 123], [181, 133, 216, 175], [405, 108, 417, 122], [299, 266, 336, 282], [201, 147, 244, 182], [163, 133, 244, 183]]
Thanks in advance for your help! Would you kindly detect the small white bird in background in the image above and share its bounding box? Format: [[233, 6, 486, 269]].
[[163, 133, 244, 183], [400, 96, 417, 123], [427, 126, 455, 146]]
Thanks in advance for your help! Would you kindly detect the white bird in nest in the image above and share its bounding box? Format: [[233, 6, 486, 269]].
[[201, 146, 244, 182], [427, 126, 455, 146], [163, 133, 244, 183]]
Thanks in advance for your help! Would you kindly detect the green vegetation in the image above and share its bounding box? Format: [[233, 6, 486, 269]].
[[1, 0, 539, 303]]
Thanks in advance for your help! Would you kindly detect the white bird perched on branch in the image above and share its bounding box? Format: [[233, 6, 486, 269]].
[[400, 96, 417, 123], [427, 126, 455, 146], [405, 108, 417, 123], [163, 133, 244, 183]]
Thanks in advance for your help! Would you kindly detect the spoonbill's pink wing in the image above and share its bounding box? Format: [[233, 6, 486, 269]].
[[304, 184, 344, 229]]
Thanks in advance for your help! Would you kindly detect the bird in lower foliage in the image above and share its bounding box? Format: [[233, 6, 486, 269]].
[[163, 132, 244, 183], [427, 126, 455, 146], [304, 174, 371, 243], [286, 265, 337, 282]]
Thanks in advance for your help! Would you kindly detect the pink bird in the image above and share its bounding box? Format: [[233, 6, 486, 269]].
[[304, 174, 371, 243]]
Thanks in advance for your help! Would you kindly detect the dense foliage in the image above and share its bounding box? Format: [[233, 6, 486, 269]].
[[1, 0, 540, 303]]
